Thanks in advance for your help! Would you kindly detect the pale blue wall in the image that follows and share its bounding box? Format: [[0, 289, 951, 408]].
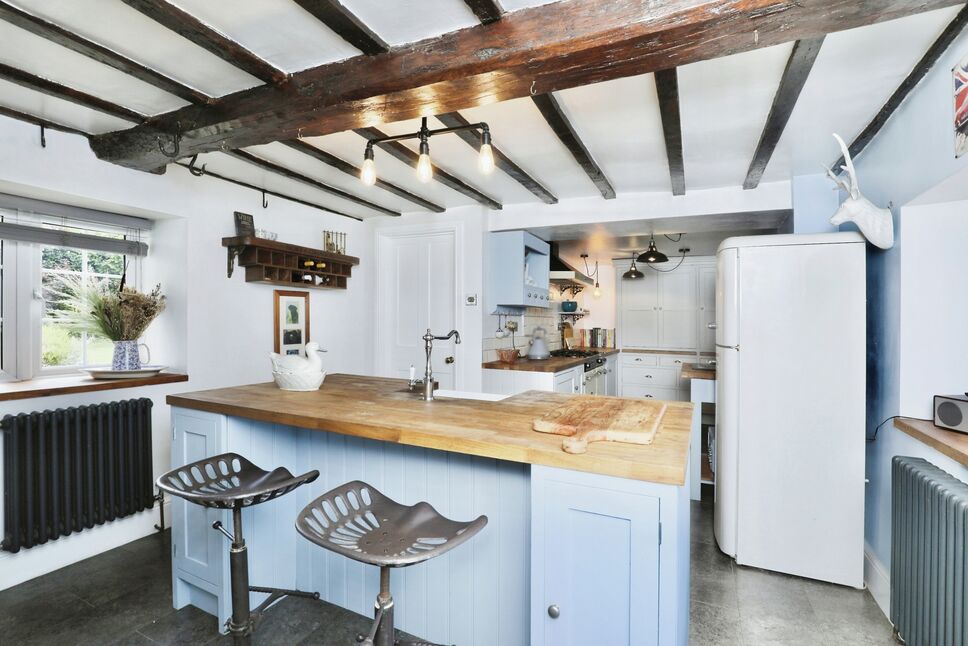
[[791, 173, 839, 233], [828, 30, 968, 571]]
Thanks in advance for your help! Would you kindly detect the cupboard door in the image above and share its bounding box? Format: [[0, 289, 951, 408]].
[[699, 265, 717, 352], [622, 309, 659, 348], [533, 472, 661, 646], [658, 267, 698, 350], [554, 367, 580, 394], [170, 410, 225, 586]]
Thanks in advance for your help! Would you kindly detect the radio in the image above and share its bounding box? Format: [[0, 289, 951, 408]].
[[934, 394, 968, 433]]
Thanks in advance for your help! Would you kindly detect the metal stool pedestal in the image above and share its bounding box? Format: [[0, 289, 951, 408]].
[[158, 453, 321, 645], [296, 480, 487, 646]]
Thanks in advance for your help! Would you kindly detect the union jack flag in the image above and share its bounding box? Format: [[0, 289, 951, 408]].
[[956, 59, 968, 129], [957, 56, 968, 157]]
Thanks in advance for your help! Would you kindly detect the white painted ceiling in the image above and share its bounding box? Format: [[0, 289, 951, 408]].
[[0, 1, 961, 220]]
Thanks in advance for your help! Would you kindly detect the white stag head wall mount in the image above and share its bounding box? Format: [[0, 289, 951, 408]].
[[824, 133, 894, 250]]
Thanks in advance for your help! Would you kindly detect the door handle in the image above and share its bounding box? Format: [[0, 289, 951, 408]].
[[445, 356, 455, 364], [707, 323, 717, 329], [547, 604, 560, 619]]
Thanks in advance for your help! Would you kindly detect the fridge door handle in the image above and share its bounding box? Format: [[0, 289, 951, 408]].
[[715, 343, 739, 351]]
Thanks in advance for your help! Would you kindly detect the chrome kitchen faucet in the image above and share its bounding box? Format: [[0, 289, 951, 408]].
[[409, 328, 460, 401]]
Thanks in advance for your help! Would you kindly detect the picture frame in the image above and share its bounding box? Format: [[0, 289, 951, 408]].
[[235, 211, 256, 236], [955, 52, 967, 158], [274, 290, 310, 355]]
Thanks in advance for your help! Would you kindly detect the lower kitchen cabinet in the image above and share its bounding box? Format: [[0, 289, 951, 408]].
[[170, 409, 229, 621], [553, 366, 583, 394], [483, 365, 585, 396], [531, 465, 689, 646]]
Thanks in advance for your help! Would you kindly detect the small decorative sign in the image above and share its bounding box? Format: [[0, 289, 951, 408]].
[[274, 290, 310, 355], [956, 52, 968, 158], [235, 211, 255, 236]]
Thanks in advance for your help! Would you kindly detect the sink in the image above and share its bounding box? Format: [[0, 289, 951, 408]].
[[434, 389, 509, 402]]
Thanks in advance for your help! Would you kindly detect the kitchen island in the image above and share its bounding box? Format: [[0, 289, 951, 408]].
[[167, 374, 692, 645]]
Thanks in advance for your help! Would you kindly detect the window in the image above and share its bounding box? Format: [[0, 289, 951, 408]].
[[0, 196, 150, 381], [41, 246, 126, 371]]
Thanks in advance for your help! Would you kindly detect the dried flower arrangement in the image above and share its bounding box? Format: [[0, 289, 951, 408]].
[[52, 276, 166, 341]]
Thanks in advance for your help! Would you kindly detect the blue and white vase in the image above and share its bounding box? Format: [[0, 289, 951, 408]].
[[112, 340, 150, 370]]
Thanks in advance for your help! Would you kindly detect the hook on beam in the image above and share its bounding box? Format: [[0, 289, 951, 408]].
[[187, 154, 206, 176], [157, 133, 180, 159], [262, 190, 268, 209], [39, 125, 46, 148]]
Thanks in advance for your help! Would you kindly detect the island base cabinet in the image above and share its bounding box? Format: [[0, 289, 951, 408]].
[[531, 465, 689, 646], [170, 410, 230, 625]]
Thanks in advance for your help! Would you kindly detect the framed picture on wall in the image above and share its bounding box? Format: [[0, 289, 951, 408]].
[[274, 290, 310, 355], [956, 52, 968, 158]]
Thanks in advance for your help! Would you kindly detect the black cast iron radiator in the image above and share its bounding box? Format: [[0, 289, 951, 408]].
[[1, 398, 155, 552], [892, 456, 968, 646]]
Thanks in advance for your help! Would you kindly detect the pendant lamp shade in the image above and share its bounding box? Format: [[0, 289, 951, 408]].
[[638, 236, 669, 264]]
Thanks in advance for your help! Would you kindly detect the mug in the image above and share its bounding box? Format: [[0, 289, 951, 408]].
[[112, 340, 151, 371]]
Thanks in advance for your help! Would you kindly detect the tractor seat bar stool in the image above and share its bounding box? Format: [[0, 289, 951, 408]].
[[296, 480, 487, 646], [157, 452, 321, 645]]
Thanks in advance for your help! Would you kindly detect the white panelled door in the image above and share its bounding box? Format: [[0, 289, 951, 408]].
[[381, 229, 458, 389]]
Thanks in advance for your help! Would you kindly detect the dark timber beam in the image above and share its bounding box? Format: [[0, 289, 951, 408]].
[[0, 105, 90, 137], [119, 0, 286, 84], [174, 160, 361, 220], [830, 3, 968, 172], [531, 93, 615, 199], [0, 1, 211, 104], [89, 0, 964, 171], [293, 0, 388, 55], [436, 111, 557, 204], [283, 140, 445, 212], [744, 37, 825, 190], [464, 0, 504, 24], [0, 62, 142, 122], [654, 68, 685, 196], [356, 127, 502, 210], [226, 149, 401, 217]]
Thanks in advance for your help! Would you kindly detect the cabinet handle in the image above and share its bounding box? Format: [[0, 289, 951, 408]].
[[707, 323, 717, 330], [548, 604, 560, 619], [645, 374, 652, 379], [674, 360, 682, 364], [635, 357, 642, 362], [644, 394, 654, 398]]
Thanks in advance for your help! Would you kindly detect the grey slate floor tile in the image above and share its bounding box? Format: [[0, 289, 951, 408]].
[[0, 496, 896, 645]]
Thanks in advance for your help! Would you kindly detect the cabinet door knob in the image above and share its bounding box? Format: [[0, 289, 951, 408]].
[[445, 356, 455, 364], [707, 323, 717, 329], [547, 604, 560, 619]]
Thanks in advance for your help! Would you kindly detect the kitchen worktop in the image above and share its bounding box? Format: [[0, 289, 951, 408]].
[[168, 373, 691, 485], [681, 363, 717, 380], [481, 347, 619, 372], [622, 348, 716, 356]]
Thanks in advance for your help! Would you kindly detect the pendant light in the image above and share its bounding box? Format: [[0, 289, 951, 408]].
[[359, 117, 495, 187], [416, 135, 433, 183], [581, 253, 602, 297], [637, 235, 669, 264], [622, 253, 644, 280]]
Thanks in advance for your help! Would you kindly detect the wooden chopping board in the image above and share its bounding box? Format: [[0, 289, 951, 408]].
[[533, 395, 668, 454]]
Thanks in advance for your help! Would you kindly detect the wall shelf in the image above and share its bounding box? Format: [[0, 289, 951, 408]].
[[559, 310, 591, 321], [222, 235, 360, 290]]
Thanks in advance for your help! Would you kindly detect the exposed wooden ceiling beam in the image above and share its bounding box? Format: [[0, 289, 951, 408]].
[[226, 149, 401, 217], [653, 68, 685, 196], [464, 0, 504, 24], [0, 1, 211, 104], [89, 0, 964, 172], [0, 62, 142, 122], [293, 0, 388, 55], [174, 159, 361, 220], [356, 127, 502, 210], [435, 111, 557, 204], [0, 105, 90, 137], [283, 140, 445, 212], [531, 93, 615, 199], [830, 3, 968, 172], [744, 37, 825, 190], [119, 0, 286, 85]]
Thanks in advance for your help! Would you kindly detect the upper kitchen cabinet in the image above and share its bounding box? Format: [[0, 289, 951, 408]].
[[489, 231, 551, 309], [617, 259, 716, 352]]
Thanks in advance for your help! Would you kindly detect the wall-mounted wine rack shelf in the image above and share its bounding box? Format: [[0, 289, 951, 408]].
[[222, 236, 360, 290]]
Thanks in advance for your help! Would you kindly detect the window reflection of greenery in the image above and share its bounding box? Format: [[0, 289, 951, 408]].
[[41, 246, 125, 369]]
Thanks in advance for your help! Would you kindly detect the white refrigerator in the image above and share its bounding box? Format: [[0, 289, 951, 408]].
[[713, 232, 866, 587]]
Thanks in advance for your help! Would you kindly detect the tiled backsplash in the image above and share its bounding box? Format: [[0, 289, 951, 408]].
[[483, 307, 563, 363]]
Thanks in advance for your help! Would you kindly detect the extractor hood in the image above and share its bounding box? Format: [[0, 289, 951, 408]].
[[548, 242, 593, 293]]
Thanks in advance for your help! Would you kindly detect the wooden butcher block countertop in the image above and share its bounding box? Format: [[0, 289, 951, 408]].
[[681, 363, 717, 380], [168, 374, 692, 485], [482, 348, 619, 373]]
